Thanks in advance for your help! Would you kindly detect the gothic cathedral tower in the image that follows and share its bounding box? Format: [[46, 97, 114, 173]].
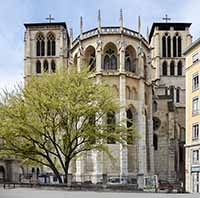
[[149, 21, 192, 183], [24, 22, 70, 81]]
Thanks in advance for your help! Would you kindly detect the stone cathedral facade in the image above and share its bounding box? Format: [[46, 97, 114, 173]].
[[0, 12, 192, 189]]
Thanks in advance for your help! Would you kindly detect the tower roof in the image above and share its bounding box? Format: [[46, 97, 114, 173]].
[[24, 22, 67, 29], [149, 22, 192, 43]]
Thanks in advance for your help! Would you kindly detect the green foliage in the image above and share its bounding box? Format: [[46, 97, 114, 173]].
[[0, 68, 136, 183]]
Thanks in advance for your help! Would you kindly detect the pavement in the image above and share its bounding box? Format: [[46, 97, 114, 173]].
[[0, 188, 199, 198]]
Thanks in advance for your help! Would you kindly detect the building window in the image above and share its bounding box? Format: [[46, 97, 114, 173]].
[[103, 43, 118, 71], [192, 52, 199, 64], [176, 88, 180, 103], [167, 36, 171, 57], [177, 61, 182, 76], [162, 61, 168, 76], [47, 32, 56, 56], [173, 36, 177, 57], [153, 133, 158, 150], [106, 112, 116, 144], [127, 109, 134, 144], [192, 123, 199, 140], [162, 36, 166, 58], [36, 60, 41, 74], [36, 33, 45, 56], [193, 150, 199, 163], [170, 86, 174, 101], [125, 46, 136, 73], [170, 61, 175, 76], [153, 101, 157, 113], [192, 97, 199, 116], [193, 72, 199, 91], [43, 60, 49, 72], [51, 60, 56, 73], [178, 36, 182, 57], [173, 34, 182, 57]]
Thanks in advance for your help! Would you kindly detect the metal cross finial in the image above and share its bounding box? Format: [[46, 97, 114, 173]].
[[46, 14, 55, 23], [162, 14, 171, 23]]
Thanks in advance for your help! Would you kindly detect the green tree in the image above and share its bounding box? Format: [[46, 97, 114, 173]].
[[0, 69, 135, 183]]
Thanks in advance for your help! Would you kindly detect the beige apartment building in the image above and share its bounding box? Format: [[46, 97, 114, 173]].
[[185, 39, 200, 193]]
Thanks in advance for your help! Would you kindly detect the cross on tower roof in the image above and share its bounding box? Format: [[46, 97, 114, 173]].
[[46, 14, 55, 23], [162, 14, 171, 23]]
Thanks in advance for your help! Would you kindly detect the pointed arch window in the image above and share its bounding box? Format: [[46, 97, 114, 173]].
[[103, 48, 117, 70], [51, 60, 56, 73], [176, 88, 180, 103], [47, 32, 56, 56], [178, 36, 182, 57], [107, 112, 116, 144], [177, 61, 182, 76], [153, 134, 158, 150], [170, 86, 174, 101], [173, 34, 182, 57], [162, 61, 168, 76], [162, 36, 166, 57], [36, 33, 45, 56], [167, 36, 171, 57], [89, 51, 96, 71], [36, 60, 41, 74], [173, 36, 177, 57], [125, 47, 136, 73], [170, 61, 175, 76], [127, 108, 134, 144], [43, 60, 49, 72]]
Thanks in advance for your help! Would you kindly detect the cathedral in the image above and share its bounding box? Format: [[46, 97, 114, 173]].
[[0, 11, 192, 189]]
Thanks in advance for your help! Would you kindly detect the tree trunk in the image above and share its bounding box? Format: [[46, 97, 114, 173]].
[[64, 159, 70, 184]]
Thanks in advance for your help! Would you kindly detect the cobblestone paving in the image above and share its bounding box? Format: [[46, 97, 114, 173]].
[[0, 188, 199, 198]]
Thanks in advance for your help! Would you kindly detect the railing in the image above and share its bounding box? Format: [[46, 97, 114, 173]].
[[72, 26, 148, 47]]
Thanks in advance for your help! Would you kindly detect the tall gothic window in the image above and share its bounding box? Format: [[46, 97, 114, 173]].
[[173, 36, 177, 57], [85, 46, 96, 71], [125, 46, 136, 73], [43, 60, 49, 72], [176, 88, 180, 103], [167, 36, 171, 57], [153, 134, 158, 150], [36, 60, 41, 74], [173, 34, 182, 57], [162, 34, 171, 58], [47, 32, 56, 56], [51, 60, 56, 73], [36, 33, 45, 56], [103, 43, 117, 70], [170, 86, 174, 101], [170, 61, 175, 76], [162, 36, 166, 58], [177, 61, 183, 76], [127, 108, 134, 144], [107, 112, 116, 144], [162, 61, 168, 76], [178, 36, 182, 57]]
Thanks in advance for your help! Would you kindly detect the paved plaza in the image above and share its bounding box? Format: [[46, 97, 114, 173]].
[[0, 188, 199, 198]]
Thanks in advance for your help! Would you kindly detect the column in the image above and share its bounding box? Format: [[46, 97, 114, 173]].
[[119, 45, 128, 178], [96, 41, 102, 73], [154, 32, 160, 79], [137, 55, 146, 189], [119, 75, 128, 178], [59, 29, 64, 72], [24, 30, 32, 77]]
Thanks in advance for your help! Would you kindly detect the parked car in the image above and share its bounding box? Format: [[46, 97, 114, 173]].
[[158, 180, 183, 192], [107, 177, 127, 184]]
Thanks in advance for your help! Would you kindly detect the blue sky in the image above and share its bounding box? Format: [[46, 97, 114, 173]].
[[0, 0, 200, 90]]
